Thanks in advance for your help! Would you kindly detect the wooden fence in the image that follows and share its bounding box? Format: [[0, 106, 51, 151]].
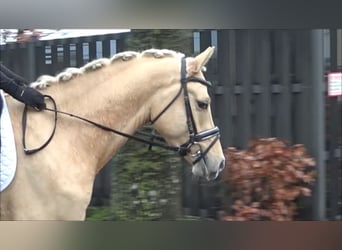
[[187, 29, 341, 220]]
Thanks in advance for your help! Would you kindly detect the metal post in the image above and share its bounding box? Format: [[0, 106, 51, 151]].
[[337, 30, 342, 68], [310, 30, 326, 220], [328, 29, 342, 220]]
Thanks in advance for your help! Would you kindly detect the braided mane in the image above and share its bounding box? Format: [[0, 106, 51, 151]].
[[30, 49, 185, 89]]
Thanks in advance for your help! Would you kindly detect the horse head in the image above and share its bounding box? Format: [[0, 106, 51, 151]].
[[149, 47, 225, 180]]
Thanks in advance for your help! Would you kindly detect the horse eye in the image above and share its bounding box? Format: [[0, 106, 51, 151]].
[[197, 101, 208, 110]]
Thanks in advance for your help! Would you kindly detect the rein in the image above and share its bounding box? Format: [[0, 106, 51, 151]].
[[22, 95, 57, 155], [22, 95, 181, 155], [22, 57, 220, 168]]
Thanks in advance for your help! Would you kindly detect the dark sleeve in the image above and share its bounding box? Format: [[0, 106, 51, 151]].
[[0, 62, 28, 85], [0, 62, 20, 96], [0, 67, 22, 96]]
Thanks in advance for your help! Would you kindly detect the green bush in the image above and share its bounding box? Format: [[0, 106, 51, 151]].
[[110, 139, 183, 221]]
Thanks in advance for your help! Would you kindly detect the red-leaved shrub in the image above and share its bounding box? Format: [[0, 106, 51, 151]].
[[222, 138, 316, 221]]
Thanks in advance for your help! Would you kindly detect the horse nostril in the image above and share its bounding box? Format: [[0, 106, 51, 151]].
[[208, 171, 219, 181], [219, 160, 225, 171]]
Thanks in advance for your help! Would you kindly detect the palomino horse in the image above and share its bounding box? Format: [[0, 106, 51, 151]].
[[0, 47, 225, 220]]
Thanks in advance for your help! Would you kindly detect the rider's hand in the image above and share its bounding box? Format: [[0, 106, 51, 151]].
[[16, 86, 46, 110]]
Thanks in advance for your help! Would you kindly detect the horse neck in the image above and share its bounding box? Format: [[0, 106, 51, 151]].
[[52, 59, 178, 172]]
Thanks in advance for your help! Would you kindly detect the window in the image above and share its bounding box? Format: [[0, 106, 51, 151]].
[[57, 45, 64, 63], [110, 40, 116, 56], [45, 45, 52, 64], [193, 31, 200, 54], [69, 44, 77, 67], [83, 43, 89, 63], [96, 41, 102, 59]]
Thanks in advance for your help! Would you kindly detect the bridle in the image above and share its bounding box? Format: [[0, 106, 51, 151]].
[[149, 57, 220, 166], [22, 57, 220, 174]]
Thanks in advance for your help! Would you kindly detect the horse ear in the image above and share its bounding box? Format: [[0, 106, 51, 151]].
[[191, 46, 215, 73]]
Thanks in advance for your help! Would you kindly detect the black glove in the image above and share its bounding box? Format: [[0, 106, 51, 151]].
[[15, 85, 46, 110]]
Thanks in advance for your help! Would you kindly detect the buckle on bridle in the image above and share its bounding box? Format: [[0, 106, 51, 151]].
[[178, 126, 220, 164]]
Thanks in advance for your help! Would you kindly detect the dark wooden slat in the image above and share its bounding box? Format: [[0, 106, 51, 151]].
[[235, 30, 252, 149], [254, 30, 272, 137], [216, 30, 234, 148], [293, 30, 310, 145], [273, 30, 292, 142]]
